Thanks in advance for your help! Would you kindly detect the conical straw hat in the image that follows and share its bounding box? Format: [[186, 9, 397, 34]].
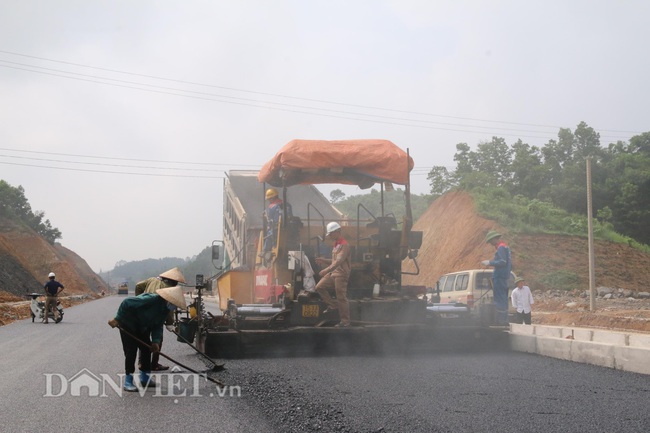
[[157, 286, 187, 309], [159, 267, 186, 284]]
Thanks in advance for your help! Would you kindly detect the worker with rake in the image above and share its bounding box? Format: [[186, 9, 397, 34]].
[[108, 285, 187, 392]]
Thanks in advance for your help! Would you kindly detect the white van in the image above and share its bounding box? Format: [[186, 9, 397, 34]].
[[432, 269, 516, 310]]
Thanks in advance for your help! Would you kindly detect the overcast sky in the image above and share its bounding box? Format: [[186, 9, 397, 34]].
[[1, 0, 648, 273]]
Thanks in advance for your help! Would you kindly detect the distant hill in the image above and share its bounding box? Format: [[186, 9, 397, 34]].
[[99, 246, 219, 289], [402, 191, 650, 293], [100, 257, 189, 289], [0, 216, 107, 299]]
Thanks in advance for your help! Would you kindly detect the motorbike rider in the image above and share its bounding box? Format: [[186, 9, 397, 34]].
[[43, 272, 64, 324]]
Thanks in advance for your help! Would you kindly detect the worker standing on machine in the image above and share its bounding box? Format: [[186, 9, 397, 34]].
[[315, 222, 352, 327], [481, 230, 512, 325], [263, 188, 291, 253]]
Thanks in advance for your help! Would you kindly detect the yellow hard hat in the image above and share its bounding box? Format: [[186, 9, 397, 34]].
[[265, 188, 279, 199]]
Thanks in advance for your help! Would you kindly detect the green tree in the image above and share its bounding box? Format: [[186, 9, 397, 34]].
[[329, 189, 346, 203], [629, 131, 650, 154], [426, 166, 455, 197], [507, 139, 546, 197], [540, 128, 575, 184], [425, 123, 650, 247], [0, 180, 62, 244], [600, 140, 650, 244], [474, 136, 513, 186], [453, 143, 473, 175]]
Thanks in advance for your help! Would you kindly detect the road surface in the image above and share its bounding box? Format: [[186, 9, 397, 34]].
[[1, 296, 648, 433]]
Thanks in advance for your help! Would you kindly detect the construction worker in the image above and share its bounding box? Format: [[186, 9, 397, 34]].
[[43, 272, 64, 324], [262, 188, 292, 253], [315, 222, 352, 327], [108, 285, 187, 392], [481, 230, 512, 325], [134, 267, 186, 371]]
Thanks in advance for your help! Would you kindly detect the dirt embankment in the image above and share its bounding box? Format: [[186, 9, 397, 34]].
[[403, 191, 650, 332], [0, 216, 108, 325]]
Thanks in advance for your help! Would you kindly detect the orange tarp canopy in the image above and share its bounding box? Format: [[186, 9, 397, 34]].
[[258, 139, 414, 188]]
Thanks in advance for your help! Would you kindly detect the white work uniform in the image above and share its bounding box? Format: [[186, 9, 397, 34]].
[[511, 285, 534, 313]]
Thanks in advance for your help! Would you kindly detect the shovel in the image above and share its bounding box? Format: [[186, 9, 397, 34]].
[[168, 327, 225, 372], [117, 326, 225, 387]]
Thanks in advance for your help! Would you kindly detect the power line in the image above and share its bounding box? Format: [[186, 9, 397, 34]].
[[0, 153, 224, 172], [0, 147, 259, 168], [0, 62, 560, 139], [0, 51, 641, 140], [0, 49, 575, 130], [0, 160, 225, 178]]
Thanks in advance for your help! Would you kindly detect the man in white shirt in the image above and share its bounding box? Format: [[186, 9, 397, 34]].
[[511, 276, 534, 325]]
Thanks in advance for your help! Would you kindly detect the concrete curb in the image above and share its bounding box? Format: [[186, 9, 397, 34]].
[[509, 323, 650, 375]]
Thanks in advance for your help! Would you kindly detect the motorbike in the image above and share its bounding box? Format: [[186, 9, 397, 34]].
[[25, 293, 64, 323]]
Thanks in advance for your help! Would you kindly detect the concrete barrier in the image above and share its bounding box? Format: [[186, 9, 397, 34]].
[[509, 323, 650, 375]]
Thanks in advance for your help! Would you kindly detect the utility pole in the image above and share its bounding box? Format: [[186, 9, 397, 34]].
[[586, 157, 596, 311]]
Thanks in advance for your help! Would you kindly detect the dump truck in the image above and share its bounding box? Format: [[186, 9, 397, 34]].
[[192, 139, 501, 357]]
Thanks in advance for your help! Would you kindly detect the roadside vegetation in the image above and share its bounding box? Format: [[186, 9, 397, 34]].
[[471, 188, 650, 254], [430, 122, 650, 250], [0, 180, 61, 244], [331, 122, 650, 254]]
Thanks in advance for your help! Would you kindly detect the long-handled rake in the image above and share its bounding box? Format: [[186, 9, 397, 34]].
[[168, 327, 225, 372], [117, 326, 225, 387]]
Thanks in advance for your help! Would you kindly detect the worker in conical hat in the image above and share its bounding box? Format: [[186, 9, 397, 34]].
[[159, 267, 186, 284], [156, 285, 187, 310], [108, 283, 187, 392], [132, 267, 187, 372]]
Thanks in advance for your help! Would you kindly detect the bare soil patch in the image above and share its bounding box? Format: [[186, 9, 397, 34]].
[[533, 291, 650, 333]]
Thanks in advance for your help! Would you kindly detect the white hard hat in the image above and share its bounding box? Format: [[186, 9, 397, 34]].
[[48, 272, 56, 278], [326, 222, 341, 235]]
